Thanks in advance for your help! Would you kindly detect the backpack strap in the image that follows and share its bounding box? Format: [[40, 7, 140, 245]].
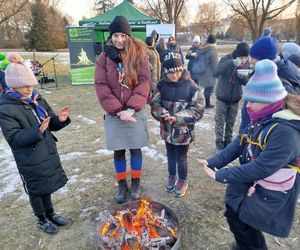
[[259, 123, 279, 149], [244, 121, 300, 173]]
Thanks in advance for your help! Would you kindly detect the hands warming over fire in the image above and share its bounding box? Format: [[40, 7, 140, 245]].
[[161, 113, 176, 124], [39, 117, 51, 134], [57, 106, 71, 123], [197, 158, 216, 179]]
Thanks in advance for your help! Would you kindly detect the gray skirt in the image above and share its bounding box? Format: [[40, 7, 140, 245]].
[[104, 110, 149, 151]]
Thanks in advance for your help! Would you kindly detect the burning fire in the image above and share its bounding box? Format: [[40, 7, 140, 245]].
[[98, 199, 178, 249]]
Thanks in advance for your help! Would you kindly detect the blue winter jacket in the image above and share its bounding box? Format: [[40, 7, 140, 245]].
[[207, 110, 300, 237]]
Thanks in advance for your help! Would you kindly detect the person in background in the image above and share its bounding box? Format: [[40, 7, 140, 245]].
[[0, 53, 71, 235], [0, 54, 9, 92], [186, 35, 201, 84], [199, 59, 300, 250], [150, 51, 205, 197], [145, 36, 161, 99], [0, 70, 7, 93], [213, 42, 251, 154], [166, 36, 184, 64], [197, 34, 218, 108], [261, 27, 272, 37], [150, 29, 159, 46], [94, 16, 150, 204], [156, 37, 168, 76], [289, 53, 300, 70], [239, 36, 300, 132], [281, 42, 300, 62]]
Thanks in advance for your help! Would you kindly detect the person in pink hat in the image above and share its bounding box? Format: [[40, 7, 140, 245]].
[[0, 53, 71, 235]]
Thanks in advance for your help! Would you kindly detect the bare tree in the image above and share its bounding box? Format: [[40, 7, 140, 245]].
[[141, 0, 185, 34], [296, 0, 300, 44], [226, 15, 249, 40], [0, 0, 30, 26], [93, 0, 115, 15], [224, 0, 296, 41], [195, 3, 221, 35]]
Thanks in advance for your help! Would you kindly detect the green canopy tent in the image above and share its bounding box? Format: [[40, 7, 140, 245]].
[[67, 0, 160, 85], [79, 0, 160, 43]]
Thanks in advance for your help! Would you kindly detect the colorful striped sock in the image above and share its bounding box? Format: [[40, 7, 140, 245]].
[[114, 159, 126, 180], [130, 155, 142, 179]]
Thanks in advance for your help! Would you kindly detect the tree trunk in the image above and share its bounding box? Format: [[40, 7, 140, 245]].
[[296, 14, 300, 45]]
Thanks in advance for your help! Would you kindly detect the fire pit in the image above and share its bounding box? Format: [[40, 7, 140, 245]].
[[98, 199, 180, 249]]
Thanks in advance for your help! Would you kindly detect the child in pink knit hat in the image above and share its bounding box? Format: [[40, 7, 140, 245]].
[[0, 53, 71, 235]]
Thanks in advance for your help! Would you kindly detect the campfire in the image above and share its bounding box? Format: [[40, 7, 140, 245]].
[[98, 199, 179, 249]]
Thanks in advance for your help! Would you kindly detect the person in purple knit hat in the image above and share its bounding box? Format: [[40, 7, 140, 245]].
[[198, 59, 300, 250]]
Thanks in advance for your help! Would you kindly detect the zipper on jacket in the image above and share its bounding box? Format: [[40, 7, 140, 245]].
[[120, 85, 124, 106]]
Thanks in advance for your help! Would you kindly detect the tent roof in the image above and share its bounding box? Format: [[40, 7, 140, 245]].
[[79, 0, 160, 27]]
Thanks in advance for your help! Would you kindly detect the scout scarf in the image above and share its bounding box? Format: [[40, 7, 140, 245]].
[[7, 91, 48, 120]]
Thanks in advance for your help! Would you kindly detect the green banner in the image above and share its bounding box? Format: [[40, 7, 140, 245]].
[[67, 27, 96, 85]]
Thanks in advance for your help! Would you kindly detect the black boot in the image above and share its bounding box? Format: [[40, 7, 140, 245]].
[[115, 179, 128, 204], [37, 215, 59, 235], [131, 178, 141, 201], [205, 97, 214, 109], [46, 209, 68, 226]]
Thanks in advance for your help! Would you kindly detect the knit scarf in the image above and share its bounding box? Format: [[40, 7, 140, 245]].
[[247, 100, 284, 123], [7, 91, 48, 120]]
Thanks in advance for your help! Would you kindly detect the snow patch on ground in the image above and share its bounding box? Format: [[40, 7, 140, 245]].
[[149, 126, 160, 135], [60, 151, 87, 161], [195, 121, 213, 130], [142, 146, 167, 163], [0, 140, 23, 201], [96, 149, 113, 155], [76, 115, 96, 125], [92, 138, 101, 143]]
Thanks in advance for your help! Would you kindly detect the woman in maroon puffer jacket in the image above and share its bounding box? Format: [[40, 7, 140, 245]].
[[94, 16, 150, 204]]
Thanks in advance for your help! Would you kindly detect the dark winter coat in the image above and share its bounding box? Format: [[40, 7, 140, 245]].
[[213, 53, 250, 104], [185, 45, 200, 79], [150, 70, 205, 145], [150, 30, 159, 44], [207, 111, 300, 237], [196, 44, 218, 88], [0, 94, 70, 196], [276, 58, 300, 93], [146, 45, 161, 94], [0, 70, 7, 93], [94, 46, 150, 116]]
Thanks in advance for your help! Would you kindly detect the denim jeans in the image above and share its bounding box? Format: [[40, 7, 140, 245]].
[[165, 142, 189, 180]]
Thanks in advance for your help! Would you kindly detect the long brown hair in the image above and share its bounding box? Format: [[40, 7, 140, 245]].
[[285, 94, 300, 116], [120, 36, 147, 89]]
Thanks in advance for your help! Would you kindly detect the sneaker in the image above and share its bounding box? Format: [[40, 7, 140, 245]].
[[164, 176, 176, 192], [37, 219, 59, 235], [174, 179, 188, 197], [47, 214, 68, 226]]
